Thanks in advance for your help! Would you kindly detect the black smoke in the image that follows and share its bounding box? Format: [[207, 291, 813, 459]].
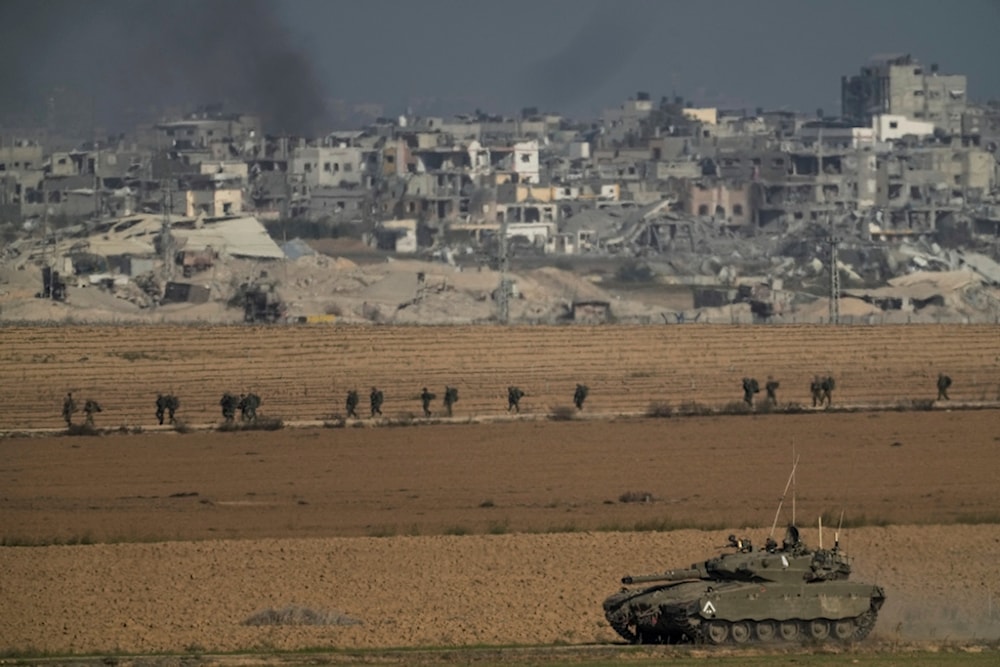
[[521, 2, 659, 113], [0, 0, 330, 135]]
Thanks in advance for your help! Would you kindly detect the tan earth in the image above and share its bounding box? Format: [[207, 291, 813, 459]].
[[1, 323, 999, 657], [2, 412, 1000, 655]]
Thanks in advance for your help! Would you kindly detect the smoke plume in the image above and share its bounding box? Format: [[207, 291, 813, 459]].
[[0, 0, 330, 135]]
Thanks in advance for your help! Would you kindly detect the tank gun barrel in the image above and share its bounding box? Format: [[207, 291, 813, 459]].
[[621, 568, 701, 585]]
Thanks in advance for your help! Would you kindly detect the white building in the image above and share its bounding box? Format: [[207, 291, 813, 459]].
[[512, 140, 540, 183], [872, 114, 935, 142]]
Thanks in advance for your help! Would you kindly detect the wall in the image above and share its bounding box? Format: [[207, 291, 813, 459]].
[[873, 115, 935, 142], [291, 146, 364, 187], [686, 181, 752, 225], [512, 140, 540, 183]]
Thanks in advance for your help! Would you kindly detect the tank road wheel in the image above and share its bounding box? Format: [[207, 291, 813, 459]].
[[833, 620, 855, 641], [705, 621, 729, 644], [755, 620, 777, 642], [730, 621, 752, 644], [809, 619, 831, 640], [779, 621, 800, 641]]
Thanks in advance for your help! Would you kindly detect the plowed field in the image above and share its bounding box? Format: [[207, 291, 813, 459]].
[[2, 323, 999, 657], [1, 324, 998, 429], [2, 412, 1000, 655]]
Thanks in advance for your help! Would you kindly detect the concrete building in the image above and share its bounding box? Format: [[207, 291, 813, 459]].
[[685, 180, 752, 226], [290, 145, 367, 188], [872, 114, 935, 143], [842, 54, 967, 135]]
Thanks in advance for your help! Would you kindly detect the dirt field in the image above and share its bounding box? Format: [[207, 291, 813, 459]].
[[2, 412, 1000, 655], [1, 324, 999, 430], [2, 323, 999, 657]]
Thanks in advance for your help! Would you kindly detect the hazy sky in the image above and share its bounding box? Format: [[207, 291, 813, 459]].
[[2, 0, 998, 133]]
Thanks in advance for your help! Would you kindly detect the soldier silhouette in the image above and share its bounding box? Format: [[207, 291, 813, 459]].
[[83, 399, 102, 425], [937, 373, 952, 400], [420, 387, 436, 417], [810, 376, 823, 407], [573, 384, 589, 410], [345, 390, 359, 418], [765, 377, 780, 406], [742, 377, 760, 406], [165, 395, 179, 423], [443, 386, 459, 417], [820, 376, 835, 407], [370, 387, 384, 417], [220, 392, 238, 422], [62, 391, 77, 426], [507, 386, 525, 413], [155, 394, 167, 425], [239, 393, 260, 421]]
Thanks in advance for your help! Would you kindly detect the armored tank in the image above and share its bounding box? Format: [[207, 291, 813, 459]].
[[603, 526, 885, 645]]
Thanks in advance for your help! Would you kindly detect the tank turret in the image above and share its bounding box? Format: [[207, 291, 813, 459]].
[[603, 526, 886, 645]]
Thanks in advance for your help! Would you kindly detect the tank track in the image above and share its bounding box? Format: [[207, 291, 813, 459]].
[[604, 604, 639, 643], [607, 601, 880, 646], [693, 607, 881, 645]]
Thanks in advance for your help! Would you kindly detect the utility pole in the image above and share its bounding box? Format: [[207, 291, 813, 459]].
[[497, 217, 510, 324], [827, 215, 840, 325], [161, 176, 173, 281]]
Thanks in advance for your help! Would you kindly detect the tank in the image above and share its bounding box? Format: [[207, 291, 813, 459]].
[[603, 526, 885, 645]]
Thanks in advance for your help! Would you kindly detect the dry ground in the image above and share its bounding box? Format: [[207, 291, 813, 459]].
[[2, 412, 1000, 655], [1, 324, 999, 430]]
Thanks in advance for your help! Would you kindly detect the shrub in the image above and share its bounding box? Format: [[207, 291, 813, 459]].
[[677, 401, 713, 416], [619, 490, 655, 504], [719, 401, 752, 415], [65, 423, 100, 437], [646, 401, 673, 418], [549, 405, 576, 421], [217, 416, 284, 432]]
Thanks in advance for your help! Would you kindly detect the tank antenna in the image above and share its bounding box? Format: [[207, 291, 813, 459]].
[[769, 453, 800, 539], [835, 509, 845, 552], [818, 514, 823, 549], [791, 446, 797, 527]]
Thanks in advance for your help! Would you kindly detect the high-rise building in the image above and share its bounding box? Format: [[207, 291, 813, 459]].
[[841, 54, 967, 135]]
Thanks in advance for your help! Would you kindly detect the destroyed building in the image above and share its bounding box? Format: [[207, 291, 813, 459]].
[[1, 52, 998, 326]]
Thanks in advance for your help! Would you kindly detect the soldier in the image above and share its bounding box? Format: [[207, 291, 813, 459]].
[[220, 392, 238, 422], [507, 386, 525, 413], [742, 377, 760, 406], [240, 393, 260, 421], [62, 391, 77, 427], [420, 387, 436, 417], [155, 394, 167, 425], [573, 384, 589, 411], [820, 376, 835, 407], [937, 373, 952, 401], [370, 387, 384, 417], [165, 395, 179, 423], [443, 386, 459, 417], [345, 389, 359, 418], [765, 377, 780, 406], [83, 399, 102, 425], [810, 376, 823, 407]]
